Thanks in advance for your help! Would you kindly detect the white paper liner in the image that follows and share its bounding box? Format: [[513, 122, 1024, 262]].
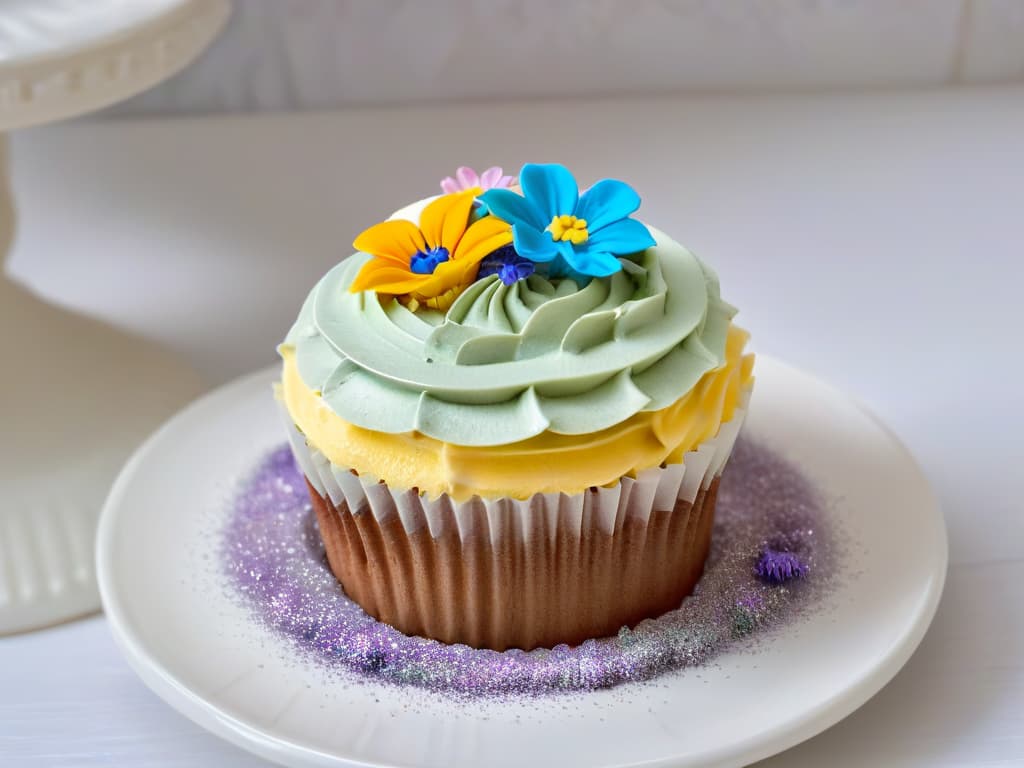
[[281, 389, 750, 544]]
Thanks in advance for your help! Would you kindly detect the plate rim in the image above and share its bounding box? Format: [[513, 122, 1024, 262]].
[[96, 356, 948, 768]]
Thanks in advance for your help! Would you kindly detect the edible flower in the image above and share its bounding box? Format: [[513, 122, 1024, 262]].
[[755, 548, 809, 584], [479, 163, 656, 279], [350, 191, 512, 312], [477, 244, 536, 286], [440, 166, 515, 195]]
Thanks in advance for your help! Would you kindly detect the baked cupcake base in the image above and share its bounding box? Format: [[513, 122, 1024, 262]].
[[308, 477, 720, 651], [283, 390, 749, 652]]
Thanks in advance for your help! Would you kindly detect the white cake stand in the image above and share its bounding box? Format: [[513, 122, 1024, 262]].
[[0, 0, 230, 634]]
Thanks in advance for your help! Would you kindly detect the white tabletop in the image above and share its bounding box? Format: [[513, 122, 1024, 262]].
[[3, 86, 1023, 766]]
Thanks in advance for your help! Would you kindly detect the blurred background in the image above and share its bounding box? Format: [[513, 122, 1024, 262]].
[[9, 0, 1023, 387], [106, 0, 1024, 114]]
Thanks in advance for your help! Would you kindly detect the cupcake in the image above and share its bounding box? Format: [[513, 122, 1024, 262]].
[[279, 163, 753, 651]]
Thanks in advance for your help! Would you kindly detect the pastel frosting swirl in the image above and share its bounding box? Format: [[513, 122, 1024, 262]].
[[284, 207, 735, 447]]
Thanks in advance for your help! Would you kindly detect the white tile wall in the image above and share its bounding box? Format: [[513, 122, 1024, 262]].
[[106, 0, 1022, 116], [959, 0, 1024, 82]]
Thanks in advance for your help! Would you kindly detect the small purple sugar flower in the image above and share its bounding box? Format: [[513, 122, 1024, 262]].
[[477, 244, 536, 286], [756, 547, 808, 584]]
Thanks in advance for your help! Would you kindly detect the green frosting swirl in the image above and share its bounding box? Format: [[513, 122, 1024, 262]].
[[283, 219, 735, 447]]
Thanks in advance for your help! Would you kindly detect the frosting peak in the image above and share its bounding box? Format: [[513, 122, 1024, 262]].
[[427, 255, 644, 365]]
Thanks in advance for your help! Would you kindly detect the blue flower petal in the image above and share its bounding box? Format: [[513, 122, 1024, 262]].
[[563, 247, 622, 278], [512, 223, 560, 262], [576, 179, 642, 232], [520, 163, 579, 220], [478, 188, 546, 231], [543, 256, 589, 284], [586, 218, 656, 256]]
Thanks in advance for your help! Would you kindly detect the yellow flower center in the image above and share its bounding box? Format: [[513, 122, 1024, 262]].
[[547, 214, 589, 245]]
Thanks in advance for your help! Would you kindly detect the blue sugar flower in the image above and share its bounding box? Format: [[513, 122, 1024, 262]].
[[477, 244, 536, 285], [479, 163, 656, 279]]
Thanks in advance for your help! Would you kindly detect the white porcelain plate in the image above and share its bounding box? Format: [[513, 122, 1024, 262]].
[[96, 357, 946, 768]]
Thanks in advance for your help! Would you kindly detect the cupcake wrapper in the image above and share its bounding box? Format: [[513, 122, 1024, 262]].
[[282, 390, 749, 543], [280, 389, 750, 650]]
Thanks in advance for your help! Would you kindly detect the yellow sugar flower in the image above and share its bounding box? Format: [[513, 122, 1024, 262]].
[[349, 191, 513, 312]]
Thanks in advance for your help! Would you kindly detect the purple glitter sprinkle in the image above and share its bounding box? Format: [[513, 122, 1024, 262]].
[[221, 439, 837, 699]]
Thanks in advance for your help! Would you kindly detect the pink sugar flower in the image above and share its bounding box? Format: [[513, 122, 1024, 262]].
[[440, 166, 515, 195]]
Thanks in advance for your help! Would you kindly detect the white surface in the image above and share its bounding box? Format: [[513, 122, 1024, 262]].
[[95, 359, 946, 768], [0, 276, 202, 635], [0, 0, 194, 61], [0, 0, 229, 130], [0, 0, 226, 634], [104, 0, 1024, 117], [2, 87, 1023, 765]]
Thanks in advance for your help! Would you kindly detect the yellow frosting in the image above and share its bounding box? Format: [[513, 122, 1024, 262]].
[[280, 324, 753, 501]]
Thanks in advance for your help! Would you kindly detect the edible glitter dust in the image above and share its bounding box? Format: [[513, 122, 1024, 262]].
[[221, 439, 838, 698]]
